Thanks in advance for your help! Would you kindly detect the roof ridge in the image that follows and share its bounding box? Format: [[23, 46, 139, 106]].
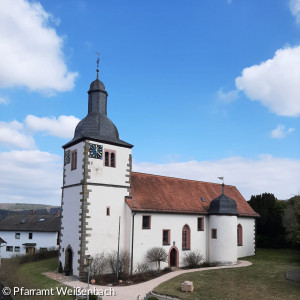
[[131, 171, 235, 187]]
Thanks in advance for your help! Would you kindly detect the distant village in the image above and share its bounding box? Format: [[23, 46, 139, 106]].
[[0, 204, 61, 258]]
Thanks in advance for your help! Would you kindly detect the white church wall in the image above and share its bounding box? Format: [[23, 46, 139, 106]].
[[208, 215, 237, 265], [237, 217, 256, 258], [85, 185, 130, 256], [132, 213, 208, 270], [64, 142, 84, 186], [124, 203, 132, 255], [60, 185, 82, 277], [86, 141, 131, 187], [82, 140, 131, 257]]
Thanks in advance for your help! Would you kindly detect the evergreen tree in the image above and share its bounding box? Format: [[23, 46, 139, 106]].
[[248, 193, 286, 248]]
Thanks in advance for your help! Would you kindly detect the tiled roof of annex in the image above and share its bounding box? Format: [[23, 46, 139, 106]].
[[125, 172, 259, 217]]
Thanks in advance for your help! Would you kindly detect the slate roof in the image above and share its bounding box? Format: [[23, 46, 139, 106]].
[[126, 172, 259, 217], [208, 193, 238, 215], [63, 78, 133, 149], [0, 214, 61, 232]]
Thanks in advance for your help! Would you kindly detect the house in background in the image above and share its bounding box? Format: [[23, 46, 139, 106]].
[[0, 214, 60, 258]]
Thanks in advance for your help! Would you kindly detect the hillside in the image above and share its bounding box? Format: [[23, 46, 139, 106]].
[[0, 203, 60, 211]]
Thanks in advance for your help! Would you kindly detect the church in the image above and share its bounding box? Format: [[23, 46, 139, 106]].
[[59, 67, 259, 278]]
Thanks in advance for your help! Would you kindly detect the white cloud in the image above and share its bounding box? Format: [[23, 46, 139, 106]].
[[290, 0, 300, 23], [0, 151, 298, 205], [271, 124, 295, 139], [0, 150, 61, 205], [217, 88, 239, 103], [0, 96, 9, 104], [25, 115, 80, 138], [0, 121, 35, 149], [235, 45, 300, 117], [287, 128, 295, 133], [133, 155, 300, 200], [0, 0, 78, 93], [0, 113, 79, 149]]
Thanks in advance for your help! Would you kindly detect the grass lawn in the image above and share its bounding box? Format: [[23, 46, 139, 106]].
[[153, 249, 300, 300], [15, 257, 74, 300]]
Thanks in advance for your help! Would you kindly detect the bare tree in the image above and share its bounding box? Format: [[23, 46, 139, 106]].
[[146, 247, 167, 270], [107, 250, 130, 279], [90, 252, 108, 278]]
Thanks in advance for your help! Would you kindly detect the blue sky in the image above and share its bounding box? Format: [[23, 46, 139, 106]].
[[0, 0, 299, 205]]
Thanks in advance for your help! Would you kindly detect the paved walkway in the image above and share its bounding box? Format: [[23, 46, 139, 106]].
[[44, 260, 252, 300]]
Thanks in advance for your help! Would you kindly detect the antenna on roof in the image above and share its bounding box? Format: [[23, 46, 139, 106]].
[[96, 51, 100, 79], [218, 177, 224, 194]]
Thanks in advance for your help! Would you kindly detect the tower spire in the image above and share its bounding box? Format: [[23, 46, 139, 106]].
[[96, 51, 100, 79]]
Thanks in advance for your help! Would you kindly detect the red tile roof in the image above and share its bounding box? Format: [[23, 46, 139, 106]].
[[126, 172, 259, 217]]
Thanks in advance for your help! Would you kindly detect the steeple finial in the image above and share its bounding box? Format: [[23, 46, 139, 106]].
[[96, 51, 100, 79], [218, 177, 224, 194]]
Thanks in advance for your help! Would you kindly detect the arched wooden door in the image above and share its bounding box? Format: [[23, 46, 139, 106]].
[[65, 246, 73, 275], [169, 246, 179, 267]]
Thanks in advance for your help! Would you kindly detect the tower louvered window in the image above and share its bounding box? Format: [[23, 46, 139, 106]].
[[71, 150, 77, 170], [105, 152, 109, 166], [104, 149, 116, 167], [111, 153, 115, 167]]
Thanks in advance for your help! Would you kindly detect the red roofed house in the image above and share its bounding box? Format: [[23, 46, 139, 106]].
[[59, 70, 258, 278]]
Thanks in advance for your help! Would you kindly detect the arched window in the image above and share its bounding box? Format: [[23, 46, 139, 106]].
[[71, 150, 77, 170], [105, 152, 109, 166], [237, 224, 243, 246], [182, 224, 191, 250], [104, 149, 116, 167], [111, 152, 115, 167]]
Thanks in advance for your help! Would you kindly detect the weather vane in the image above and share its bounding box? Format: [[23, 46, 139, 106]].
[[96, 52, 100, 79], [218, 177, 225, 194]]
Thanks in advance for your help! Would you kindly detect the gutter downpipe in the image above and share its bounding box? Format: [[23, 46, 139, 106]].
[[130, 212, 137, 275], [206, 215, 210, 263]]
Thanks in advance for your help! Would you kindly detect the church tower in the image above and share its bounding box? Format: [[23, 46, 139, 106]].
[[59, 66, 133, 277], [208, 184, 238, 265]]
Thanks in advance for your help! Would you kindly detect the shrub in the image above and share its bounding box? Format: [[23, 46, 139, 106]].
[[135, 262, 150, 274], [146, 247, 167, 270], [163, 267, 171, 273], [19, 248, 58, 264], [90, 252, 108, 279], [107, 250, 130, 280], [58, 261, 63, 273], [183, 250, 203, 268]]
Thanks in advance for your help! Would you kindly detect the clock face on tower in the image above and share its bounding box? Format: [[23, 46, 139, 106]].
[[89, 143, 103, 159]]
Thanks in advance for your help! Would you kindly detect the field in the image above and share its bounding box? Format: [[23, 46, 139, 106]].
[[0, 203, 59, 211], [1, 249, 299, 299], [1, 257, 73, 300], [153, 249, 300, 300]]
